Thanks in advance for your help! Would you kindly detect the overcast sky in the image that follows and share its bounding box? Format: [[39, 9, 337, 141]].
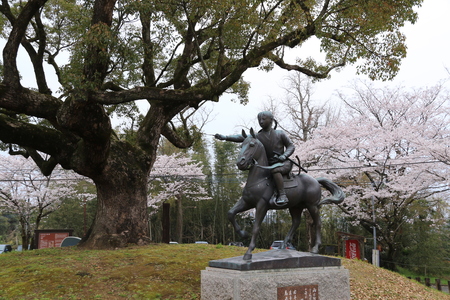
[[202, 0, 450, 137]]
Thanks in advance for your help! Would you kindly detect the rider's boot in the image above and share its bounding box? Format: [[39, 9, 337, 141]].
[[273, 172, 288, 204]]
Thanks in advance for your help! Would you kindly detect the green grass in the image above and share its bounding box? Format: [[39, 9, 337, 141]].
[[0, 244, 248, 300], [0, 244, 448, 300]]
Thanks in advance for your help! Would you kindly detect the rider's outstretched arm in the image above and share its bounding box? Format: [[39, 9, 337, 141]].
[[214, 134, 245, 143]]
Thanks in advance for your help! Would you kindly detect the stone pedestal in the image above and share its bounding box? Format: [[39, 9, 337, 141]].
[[201, 250, 350, 300]]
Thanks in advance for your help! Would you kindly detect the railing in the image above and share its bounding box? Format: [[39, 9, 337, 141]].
[[408, 277, 450, 294]]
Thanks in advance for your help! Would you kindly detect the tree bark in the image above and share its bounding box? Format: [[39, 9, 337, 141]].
[[81, 179, 150, 248], [78, 141, 152, 249], [81, 180, 149, 249]]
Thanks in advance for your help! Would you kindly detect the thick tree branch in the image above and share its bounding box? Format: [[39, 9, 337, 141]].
[[161, 124, 193, 149], [56, 99, 111, 144], [83, 0, 117, 87], [21, 9, 52, 94], [24, 148, 58, 176], [172, 21, 195, 89], [8, 144, 29, 157], [2, 0, 48, 87], [90, 86, 214, 105], [0, 114, 73, 157], [0, 0, 15, 23], [0, 84, 61, 123], [140, 10, 156, 87]]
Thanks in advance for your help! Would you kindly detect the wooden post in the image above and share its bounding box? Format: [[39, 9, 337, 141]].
[[435, 279, 441, 291], [425, 278, 430, 287], [415, 277, 421, 283]]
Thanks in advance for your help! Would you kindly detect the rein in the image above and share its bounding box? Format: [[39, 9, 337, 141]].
[[253, 159, 284, 170], [245, 176, 270, 189], [243, 158, 274, 189]]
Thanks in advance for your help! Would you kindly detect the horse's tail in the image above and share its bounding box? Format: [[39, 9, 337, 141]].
[[317, 177, 345, 206]]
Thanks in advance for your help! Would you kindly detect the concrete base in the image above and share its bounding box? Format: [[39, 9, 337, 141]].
[[201, 251, 350, 300], [201, 266, 349, 300]]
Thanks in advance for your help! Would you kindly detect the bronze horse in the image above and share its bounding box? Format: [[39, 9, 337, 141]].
[[228, 129, 345, 260]]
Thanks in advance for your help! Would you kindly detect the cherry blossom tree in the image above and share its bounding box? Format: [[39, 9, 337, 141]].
[[299, 81, 450, 269], [0, 155, 93, 249], [148, 153, 210, 243]]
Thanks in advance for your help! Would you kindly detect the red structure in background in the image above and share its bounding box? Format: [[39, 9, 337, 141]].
[[345, 239, 361, 259], [336, 231, 365, 260], [34, 229, 74, 249]]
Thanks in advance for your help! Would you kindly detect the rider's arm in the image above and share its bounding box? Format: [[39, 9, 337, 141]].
[[214, 134, 245, 143], [280, 131, 295, 158]]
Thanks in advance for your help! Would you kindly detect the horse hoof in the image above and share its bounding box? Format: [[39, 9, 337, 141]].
[[243, 253, 252, 260]]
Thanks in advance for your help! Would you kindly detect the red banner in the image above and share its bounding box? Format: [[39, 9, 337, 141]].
[[345, 239, 360, 259]]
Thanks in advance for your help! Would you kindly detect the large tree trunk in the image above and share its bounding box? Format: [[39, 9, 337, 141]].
[[75, 102, 189, 249], [78, 141, 152, 249], [81, 177, 150, 249]]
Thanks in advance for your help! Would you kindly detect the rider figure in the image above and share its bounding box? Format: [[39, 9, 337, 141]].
[[215, 111, 295, 204]]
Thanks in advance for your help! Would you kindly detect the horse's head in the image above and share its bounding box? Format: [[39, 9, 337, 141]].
[[236, 128, 264, 171]]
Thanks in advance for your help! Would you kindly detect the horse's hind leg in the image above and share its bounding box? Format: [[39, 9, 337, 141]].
[[307, 205, 322, 254], [283, 207, 303, 249], [228, 197, 252, 239]]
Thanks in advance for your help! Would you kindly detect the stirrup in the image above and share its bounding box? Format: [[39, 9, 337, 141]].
[[276, 194, 288, 205]]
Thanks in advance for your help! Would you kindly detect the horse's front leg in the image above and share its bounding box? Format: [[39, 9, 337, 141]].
[[243, 201, 268, 260], [228, 197, 252, 239]]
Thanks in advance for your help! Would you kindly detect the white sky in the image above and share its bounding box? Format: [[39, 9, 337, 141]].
[[202, 0, 450, 137]]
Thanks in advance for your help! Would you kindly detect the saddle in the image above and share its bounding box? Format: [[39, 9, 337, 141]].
[[268, 173, 298, 207], [283, 173, 298, 189]]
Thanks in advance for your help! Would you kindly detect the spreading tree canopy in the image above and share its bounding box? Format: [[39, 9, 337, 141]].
[[0, 0, 422, 248]]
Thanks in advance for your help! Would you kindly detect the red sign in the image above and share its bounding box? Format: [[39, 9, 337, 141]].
[[345, 239, 360, 259], [38, 232, 69, 249]]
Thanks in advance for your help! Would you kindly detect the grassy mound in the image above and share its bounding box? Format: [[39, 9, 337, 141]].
[[0, 244, 448, 299]]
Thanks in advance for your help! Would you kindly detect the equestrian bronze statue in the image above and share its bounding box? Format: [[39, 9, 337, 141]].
[[215, 112, 344, 260]]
